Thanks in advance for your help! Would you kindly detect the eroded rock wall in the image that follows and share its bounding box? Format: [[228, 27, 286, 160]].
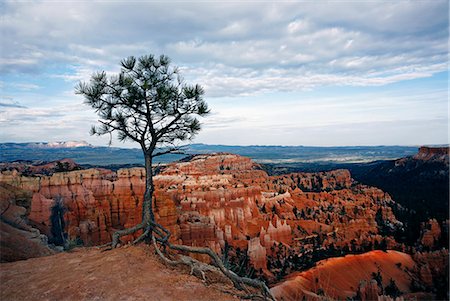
[[0, 154, 403, 269], [0, 183, 54, 262]]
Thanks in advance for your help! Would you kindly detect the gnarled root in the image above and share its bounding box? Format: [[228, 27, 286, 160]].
[[132, 228, 150, 245], [152, 236, 224, 283], [111, 222, 145, 248], [112, 220, 275, 300], [150, 225, 275, 301]]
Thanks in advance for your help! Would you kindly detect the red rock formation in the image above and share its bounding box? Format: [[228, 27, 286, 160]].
[[413, 249, 449, 289], [419, 219, 441, 248], [260, 218, 291, 247], [0, 158, 80, 175], [356, 280, 379, 301], [0, 183, 54, 262], [0, 153, 403, 273], [394, 146, 449, 167], [247, 237, 267, 270], [0, 168, 146, 246], [2, 152, 446, 300], [270, 250, 415, 300], [414, 146, 449, 163], [271, 169, 353, 192]]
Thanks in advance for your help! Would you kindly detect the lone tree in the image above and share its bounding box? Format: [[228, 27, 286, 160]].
[[76, 54, 208, 246], [76, 54, 273, 300]]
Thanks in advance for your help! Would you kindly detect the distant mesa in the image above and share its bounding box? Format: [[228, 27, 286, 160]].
[[414, 146, 449, 163], [393, 145, 449, 166], [29, 141, 92, 148]]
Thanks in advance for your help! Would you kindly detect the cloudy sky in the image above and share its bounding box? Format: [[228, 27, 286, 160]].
[[0, 0, 448, 147]]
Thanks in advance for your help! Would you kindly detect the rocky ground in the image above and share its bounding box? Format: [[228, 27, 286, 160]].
[[0, 244, 237, 301]]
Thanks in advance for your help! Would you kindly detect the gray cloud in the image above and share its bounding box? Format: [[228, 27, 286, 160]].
[[0, 1, 447, 97], [0, 102, 101, 143], [0, 98, 27, 108]]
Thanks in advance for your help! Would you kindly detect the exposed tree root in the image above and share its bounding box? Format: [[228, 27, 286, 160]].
[[95, 242, 113, 252], [111, 222, 145, 248], [152, 236, 223, 283], [132, 228, 150, 245], [149, 225, 275, 301], [109, 219, 275, 300], [217, 288, 269, 301]]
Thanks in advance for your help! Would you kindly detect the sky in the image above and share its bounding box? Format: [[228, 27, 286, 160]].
[[0, 0, 448, 147]]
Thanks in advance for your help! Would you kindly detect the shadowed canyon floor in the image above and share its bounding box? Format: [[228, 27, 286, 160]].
[[0, 245, 237, 301]]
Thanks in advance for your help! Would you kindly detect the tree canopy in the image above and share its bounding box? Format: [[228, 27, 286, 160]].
[[76, 54, 209, 155], [76, 54, 210, 238]]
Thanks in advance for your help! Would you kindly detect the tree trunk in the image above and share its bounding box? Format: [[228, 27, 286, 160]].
[[142, 154, 155, 226], [111, 153, 155, 247]]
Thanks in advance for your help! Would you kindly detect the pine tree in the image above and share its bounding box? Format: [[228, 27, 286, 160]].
[[76, 54, 209, 246]]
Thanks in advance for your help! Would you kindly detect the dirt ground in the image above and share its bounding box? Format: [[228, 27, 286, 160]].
[[0, 245, 238, 301]]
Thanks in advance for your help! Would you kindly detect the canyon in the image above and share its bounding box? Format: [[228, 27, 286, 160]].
[[0, 153, 448, 300]]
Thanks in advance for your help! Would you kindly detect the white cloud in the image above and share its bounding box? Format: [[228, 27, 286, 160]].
[[1, 1, 447, 90], [0, 102, 106, 144], [3, 83, 40, 91], [196, 87, 448, 146], [0, 1, 447, 146], [185, 61, 446, 97]]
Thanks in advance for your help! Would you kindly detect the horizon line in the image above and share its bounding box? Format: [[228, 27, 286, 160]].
[[1, 141, 448, 149]]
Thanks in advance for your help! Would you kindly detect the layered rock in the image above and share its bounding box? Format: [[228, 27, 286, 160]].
[[356, 280, 379, 301], [0, 168, 147, 246], [270, 250, 416, 300], [413, 249, 449, 289], [248, 237, 267, 270], [0, 183, 54, 262], [0, 158, 81, 175], [0, 153, 403, 273], [414, 146, 449, 163], [419, 219, 441, 248]]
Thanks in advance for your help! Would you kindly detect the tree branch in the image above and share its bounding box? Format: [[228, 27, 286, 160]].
[[97, 120, 140, 143], [152, 147, 185, 158]]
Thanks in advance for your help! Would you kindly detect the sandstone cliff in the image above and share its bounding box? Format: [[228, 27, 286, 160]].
[[419, 219, 442, 249], [0, 154, 402, 270], [0, 183, 54, 262], [413, 146, 449, 164]]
